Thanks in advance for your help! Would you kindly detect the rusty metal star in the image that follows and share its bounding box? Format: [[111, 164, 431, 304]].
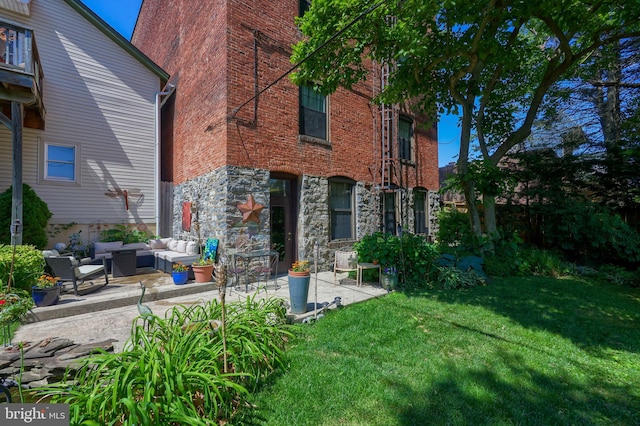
[[237, 194, 264, 223]]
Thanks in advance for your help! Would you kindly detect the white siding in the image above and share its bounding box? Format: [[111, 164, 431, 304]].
[[0, 0, 161, 227]]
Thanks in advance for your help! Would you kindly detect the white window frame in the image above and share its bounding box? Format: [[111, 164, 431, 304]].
[[43, 142, 79, 183]]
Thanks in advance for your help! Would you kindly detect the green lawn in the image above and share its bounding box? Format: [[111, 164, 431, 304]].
[[249, 276, 640, 425]]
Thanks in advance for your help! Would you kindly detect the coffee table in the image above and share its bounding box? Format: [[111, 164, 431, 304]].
[[111, 248, 138, 277]]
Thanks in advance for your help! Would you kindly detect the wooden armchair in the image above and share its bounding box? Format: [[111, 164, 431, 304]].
[[43, 252, 109, 296]]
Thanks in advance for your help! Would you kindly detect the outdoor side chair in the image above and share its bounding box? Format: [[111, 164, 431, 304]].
[[44, 255, 109, 296], [333, 250, 358, 285]]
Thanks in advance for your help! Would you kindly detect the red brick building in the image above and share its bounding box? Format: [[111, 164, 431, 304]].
[[132, 0, 439, 270]]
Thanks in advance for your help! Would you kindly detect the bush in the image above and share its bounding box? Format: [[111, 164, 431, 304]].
[[0, 184, 52, 249], [533, 199, 640, 267], [436, 266, 487, 290], [0, 244, 45, 291], [36, 295, 292, 424], [354, 232, 439, 289], [99, 223, 151, 243], [436, 209, 474, 250]]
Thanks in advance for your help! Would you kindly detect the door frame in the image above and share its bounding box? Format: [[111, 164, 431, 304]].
[[269, 173, 298, 274]]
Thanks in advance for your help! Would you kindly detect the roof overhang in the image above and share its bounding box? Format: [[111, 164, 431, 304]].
[[0, 0, 30, 16]]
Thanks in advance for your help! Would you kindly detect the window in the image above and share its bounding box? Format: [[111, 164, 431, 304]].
[[383, 192, 397, 235], [299, 0, 311, 16], [329, 178, 354, 240], [0, 25, 25, 68], [414, 190, 427, 234], [45, 143, 76, 182], [398, 115, 413, 161], [300, 84, 327, 140]]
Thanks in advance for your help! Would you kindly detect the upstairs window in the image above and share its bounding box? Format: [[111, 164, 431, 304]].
[[329, 178, 354, 240], [399, 115, 413, 161], [45, 143, 76, 182], [0, 24, 26, 68], [299, 0, 312, 16], [300, 84, 327, 140]]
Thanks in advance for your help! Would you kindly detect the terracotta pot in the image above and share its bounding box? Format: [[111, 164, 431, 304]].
[[192, 264, 214, 283]]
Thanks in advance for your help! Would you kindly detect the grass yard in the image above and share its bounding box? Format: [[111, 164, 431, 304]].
[[249, 276, 640, 425]]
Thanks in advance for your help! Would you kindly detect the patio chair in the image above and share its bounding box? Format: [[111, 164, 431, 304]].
[[43, 253, 109, 296], [333, 250, 358, 285]]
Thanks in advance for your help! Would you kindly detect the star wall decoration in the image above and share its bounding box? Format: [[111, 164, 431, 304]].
[[237, 194, 264, 223]]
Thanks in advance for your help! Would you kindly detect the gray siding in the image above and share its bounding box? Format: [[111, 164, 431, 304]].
[[0, 1, 161, 227]]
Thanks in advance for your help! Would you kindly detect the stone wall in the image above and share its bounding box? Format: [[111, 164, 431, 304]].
[[170, 166, 438, 272]]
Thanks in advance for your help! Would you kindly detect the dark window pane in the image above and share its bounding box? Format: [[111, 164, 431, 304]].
[[330, 180, 353, 240], [414, 191, 427, 234], [399, 116, 412, 160], [300, 85, 327, 139], [301, 107, 326, 139]]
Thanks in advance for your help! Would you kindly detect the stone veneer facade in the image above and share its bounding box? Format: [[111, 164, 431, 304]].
[[173, 165, 439, 271]]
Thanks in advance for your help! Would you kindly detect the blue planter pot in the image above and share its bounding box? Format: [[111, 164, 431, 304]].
[[172, 270, 189, 285], [288, 271, 310, 314], [32, 284, 62, 307]]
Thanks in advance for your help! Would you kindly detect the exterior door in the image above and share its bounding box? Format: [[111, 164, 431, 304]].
[[270, 175, 297, 274]]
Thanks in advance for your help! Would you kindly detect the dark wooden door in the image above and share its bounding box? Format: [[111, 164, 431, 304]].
[[270, 175, 297, 274]]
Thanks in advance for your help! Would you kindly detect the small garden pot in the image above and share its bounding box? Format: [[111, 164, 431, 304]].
[[288, 270, 310, 314], [32, 284, 62, 307], [172, 270, 189, 285], [192, 264, 214, 283]]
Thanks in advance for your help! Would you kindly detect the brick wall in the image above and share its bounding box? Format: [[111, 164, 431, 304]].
[[133, 0, 438, 191]]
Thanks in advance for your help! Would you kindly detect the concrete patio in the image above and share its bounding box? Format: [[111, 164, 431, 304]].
[[14, 268, 389, 352]]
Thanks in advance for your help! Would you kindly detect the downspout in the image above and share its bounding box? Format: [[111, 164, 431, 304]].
[[155, 84, 175, 237]]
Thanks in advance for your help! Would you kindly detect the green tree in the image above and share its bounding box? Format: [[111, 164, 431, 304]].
[[0, 184, 52, 249], [292, 0, 640, 249]]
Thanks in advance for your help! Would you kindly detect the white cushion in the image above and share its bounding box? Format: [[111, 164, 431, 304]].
[[149, 239, 166, 249], [168, 239, 179, 251], [94, 241, 123, 253], [186, 241, 199, 255], [176, 240, 187, 253], [122, 243, 150, 250]]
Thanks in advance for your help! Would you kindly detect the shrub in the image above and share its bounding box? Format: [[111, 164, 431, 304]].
[[436, 266, 487, 290], [99, 223, 150, 243], [436, 208, 474, 251], [354, 232, 439, 289], [36, 295, 292, 424], [0, 184, 52, 249], [0, 244, 45, 291], [533, 199, 640, 267]]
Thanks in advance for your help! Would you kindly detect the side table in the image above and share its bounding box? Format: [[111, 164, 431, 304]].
[[357, 262, 381, 287], [111, 248, 138, 277]]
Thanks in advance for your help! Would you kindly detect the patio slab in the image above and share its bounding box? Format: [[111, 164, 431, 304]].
[[13, 268, 388, 352]]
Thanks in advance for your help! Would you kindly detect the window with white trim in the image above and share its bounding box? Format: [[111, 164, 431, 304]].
[[329, 177, 354, 240], [44, 143, 77, 182]]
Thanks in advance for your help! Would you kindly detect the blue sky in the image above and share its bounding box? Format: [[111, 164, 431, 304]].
[[80, 0, 459, 167]]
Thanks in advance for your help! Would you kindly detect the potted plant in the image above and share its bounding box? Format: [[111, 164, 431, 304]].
[[381, 266, 398, 291], [191, 257, 214, 283], [288, 260, 310, 314], [172, 262, 189, 285], [32, 274, 63, 307]]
